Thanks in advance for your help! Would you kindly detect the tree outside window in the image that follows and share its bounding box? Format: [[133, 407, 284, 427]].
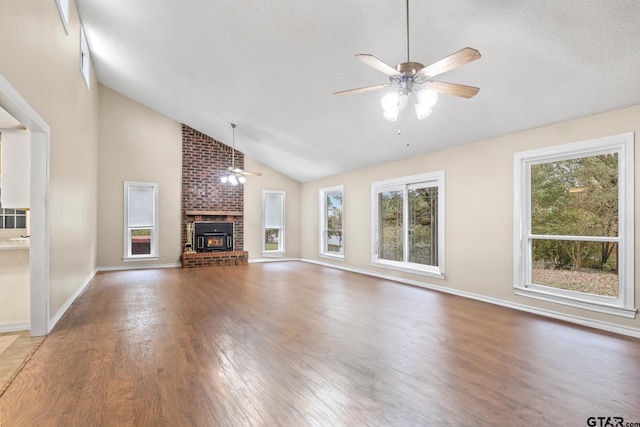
[[514, 133, 634, 317], [372, 171, 444, 278], [320, 186, 344, 257], [531, 154, 618, 296]]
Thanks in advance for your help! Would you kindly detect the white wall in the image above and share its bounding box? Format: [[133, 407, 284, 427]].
[[97, 85, 183, 269], [0, 249, 29, 327], [301, 105, 640, 335]]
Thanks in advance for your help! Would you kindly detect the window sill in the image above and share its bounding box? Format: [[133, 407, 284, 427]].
[[262, 252, 284, 258], [123, 256, 159, 262], [320, 253, 344, 260], [514, 286, 637, 319], [371, 261, 444, 280]]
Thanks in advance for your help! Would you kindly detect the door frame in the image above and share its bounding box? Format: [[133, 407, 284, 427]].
[[0, 73, 50, 336]]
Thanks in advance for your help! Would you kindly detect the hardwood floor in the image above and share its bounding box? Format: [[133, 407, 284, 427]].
[[0, 262, 639, 426], [0, 331, 44, 397]]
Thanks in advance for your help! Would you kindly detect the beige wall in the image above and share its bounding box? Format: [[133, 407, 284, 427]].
[[244, 157, 301, 260], [0, 1, 99, 322], [301, 105, 640, 333], [97, 85, 182, 268], [0, 249, 29, 325]]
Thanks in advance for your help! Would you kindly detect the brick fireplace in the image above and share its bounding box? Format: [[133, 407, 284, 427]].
[[181, 125, 248, 267]]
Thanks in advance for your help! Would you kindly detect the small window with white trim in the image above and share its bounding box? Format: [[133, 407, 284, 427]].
[[80, 26, 91, 89], [320, 185, 344, 258], [263, 190, 285, 255], [124, 181, 158, 261], [514, 133, 635, 317], [372, 171, 445, 278]]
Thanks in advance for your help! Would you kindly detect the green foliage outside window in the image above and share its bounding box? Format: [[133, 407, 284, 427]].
[[531, 153, 619, 296]]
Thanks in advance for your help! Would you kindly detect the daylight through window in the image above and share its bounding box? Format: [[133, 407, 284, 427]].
[[514, 133, 635, 317], [320, 185, 343, 258], [263, 190, 285, 255], [372, 171, 444, 278]]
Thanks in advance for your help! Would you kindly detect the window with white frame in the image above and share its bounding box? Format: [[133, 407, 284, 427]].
[[372, 171, 445, 278], [0, 186, 27, 230], [514, 133, 635, 318], [263, 190, 285, 255], [320, 185, 344, 258], [80, 26, 91, 89], [124, 181, 158, 261]]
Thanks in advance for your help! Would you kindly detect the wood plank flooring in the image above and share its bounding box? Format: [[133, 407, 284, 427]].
[[0, 331, 44, 398], [0, 262, 639, 426]]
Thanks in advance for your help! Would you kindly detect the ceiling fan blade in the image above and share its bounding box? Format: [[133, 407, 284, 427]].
[[425, 81, 480, 98], [356, 54, 402, 77], [417, 47, 481, 78], [334, 83, 388, 96], [241, 171, 262, 176]]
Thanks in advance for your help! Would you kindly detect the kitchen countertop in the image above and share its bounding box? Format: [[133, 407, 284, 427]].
[[0, 238, 30, 251]]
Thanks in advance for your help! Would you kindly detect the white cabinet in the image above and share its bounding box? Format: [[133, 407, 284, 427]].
[[0, 130, 30, 209]]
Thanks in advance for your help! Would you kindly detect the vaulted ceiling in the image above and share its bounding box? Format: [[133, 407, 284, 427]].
[[76, 0, 640, 182]]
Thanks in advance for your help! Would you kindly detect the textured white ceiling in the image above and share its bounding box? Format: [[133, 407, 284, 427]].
[[76, 0, 640, 182]]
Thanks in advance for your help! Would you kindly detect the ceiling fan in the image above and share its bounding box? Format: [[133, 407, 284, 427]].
[[219, 123, 261, 185], [335, 0, 481, 121]]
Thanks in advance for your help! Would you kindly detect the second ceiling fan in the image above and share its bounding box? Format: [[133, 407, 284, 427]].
[[335, 0, 481, 121], [219, 123, 262, 185]]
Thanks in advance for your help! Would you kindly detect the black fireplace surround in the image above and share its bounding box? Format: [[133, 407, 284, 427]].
[[194, 222, 234, 252]]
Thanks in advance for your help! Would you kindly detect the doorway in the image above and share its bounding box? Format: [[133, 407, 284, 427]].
[[0, 73, 50, 337]]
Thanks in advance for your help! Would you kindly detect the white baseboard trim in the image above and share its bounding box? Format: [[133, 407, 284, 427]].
[[48, 270, 97, 332], [301, 258, 640, 339], [96, 263, 181, 272], [249, 257, 302, 264], [0, 321, 30, 333]]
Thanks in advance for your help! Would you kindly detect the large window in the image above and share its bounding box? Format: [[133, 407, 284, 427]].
[[124, 181, 158, 261], [263, 190, 285, 255], [320, 185, 343, 258], [514, 133, 635, 317], [372, 171, 444, 278]]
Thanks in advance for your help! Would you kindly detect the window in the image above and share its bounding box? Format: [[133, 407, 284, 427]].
[[514, 133, 635, 317], [372, 171, 445, 278], [80, 26, 91, 89], [320, 185, 344, 258], [263, 190, 285, 255], [55, 0, 70, 34], [124, 181, 158, 261], [0, 180, 27, 231], [0, 203, 27, 230]]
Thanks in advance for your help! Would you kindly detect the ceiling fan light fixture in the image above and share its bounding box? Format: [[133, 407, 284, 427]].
[[415, 103, 433, 120], [238, 175, 246, 184], [381, 91, 400, 110], [220, 175, 228, 184], [229, 175, 238, 186], [381, 92, 400, 121], [416, 88, 438, 108]]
